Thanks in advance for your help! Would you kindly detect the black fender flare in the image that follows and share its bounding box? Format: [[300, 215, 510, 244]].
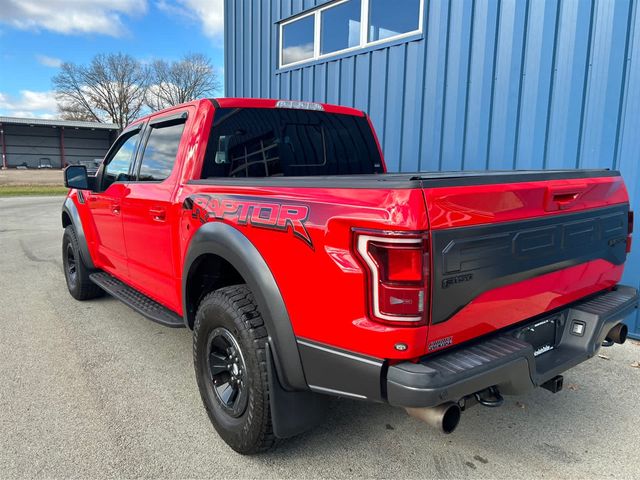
[[182, 221, 308, 391], [62, 197, 95, 270]]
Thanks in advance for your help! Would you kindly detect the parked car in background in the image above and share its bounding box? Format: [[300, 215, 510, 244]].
[[37, 158, 53, 169]]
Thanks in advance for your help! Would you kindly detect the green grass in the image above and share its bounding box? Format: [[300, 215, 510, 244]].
[[0, 185, 68, 196]]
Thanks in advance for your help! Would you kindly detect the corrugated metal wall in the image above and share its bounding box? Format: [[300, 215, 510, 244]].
[[3, 125, 115, 168], [4, 125, 63, 168], [224, 0, 640, 337]]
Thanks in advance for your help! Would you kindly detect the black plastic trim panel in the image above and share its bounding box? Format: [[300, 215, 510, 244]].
[[188, 174, 422, 189], [415, 169, 618, 188], [297, 338, 384, 401], [187, 169, 618, 190], [62, 197, 95, 269], [431, 204, 630, 324], [149, 111, 188, 128]]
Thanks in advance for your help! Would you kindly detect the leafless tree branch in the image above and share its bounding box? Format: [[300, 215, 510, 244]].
[[146, 53, 222, 111], [53, 52, 220, 126], [53, 53, 151, 128]]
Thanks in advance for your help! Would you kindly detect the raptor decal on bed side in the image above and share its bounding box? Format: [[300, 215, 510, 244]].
[[184, 194, 313, 249]]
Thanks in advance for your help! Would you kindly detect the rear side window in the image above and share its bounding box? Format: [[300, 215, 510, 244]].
[[201, 108, 383, 178], [137, 121, 186, 182]]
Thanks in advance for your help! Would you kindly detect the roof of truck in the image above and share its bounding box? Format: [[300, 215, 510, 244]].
[[123, 97, 367, 132], [212, 98, 366, 117]]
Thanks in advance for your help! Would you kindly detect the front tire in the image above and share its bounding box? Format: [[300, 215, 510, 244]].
[[62, 225, 103, 300], [193, 285, 277, 454]]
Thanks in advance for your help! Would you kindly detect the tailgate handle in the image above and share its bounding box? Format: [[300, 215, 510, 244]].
[[545, 185, 587, 211], [553, 192, 580, 203]]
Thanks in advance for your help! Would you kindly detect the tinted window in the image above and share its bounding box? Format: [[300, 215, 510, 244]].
[[320, 0, 361, 55], [281, 15, 315, 66], [201, 108, 383, 178], [103, 131, 140, 188], [368, 0, 420, 42], [138, 121, 185, 181]]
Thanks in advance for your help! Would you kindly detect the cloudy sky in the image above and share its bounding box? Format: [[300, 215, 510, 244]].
[[0, 0, 224, 119]]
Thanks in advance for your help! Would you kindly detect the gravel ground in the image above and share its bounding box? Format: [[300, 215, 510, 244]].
[[1, 196, 639, 479], [0, 169, 63, 186]]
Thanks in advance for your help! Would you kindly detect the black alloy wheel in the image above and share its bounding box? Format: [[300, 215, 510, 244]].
[[65, 242, 78, 289], [207, 327, 249, 417]]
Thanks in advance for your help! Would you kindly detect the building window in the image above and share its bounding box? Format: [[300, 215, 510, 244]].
[[279, 0, 424, 68], [281, 14, 315, 65], [368, 0, 421, 42], [320, 0, 361, 55]]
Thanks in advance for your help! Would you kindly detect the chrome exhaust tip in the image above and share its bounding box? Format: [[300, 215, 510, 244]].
[[606, 323, 628, 344], [405, 402, 461, 434]]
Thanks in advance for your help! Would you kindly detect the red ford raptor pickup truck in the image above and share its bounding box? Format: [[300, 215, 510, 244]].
[[62, 98, 638, 454]]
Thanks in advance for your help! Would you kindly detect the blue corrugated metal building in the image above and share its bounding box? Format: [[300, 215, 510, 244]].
[[224, 0, 640, 338]]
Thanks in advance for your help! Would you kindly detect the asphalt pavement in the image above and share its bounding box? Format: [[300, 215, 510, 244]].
[[1, 196, 639, 479]]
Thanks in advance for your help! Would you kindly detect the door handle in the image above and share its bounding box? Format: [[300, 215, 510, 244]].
[[111, 204, 121, 215], [149, 207, 166, 222]]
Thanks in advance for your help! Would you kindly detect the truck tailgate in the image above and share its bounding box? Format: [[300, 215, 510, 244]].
[[419, 170, 631, 350]]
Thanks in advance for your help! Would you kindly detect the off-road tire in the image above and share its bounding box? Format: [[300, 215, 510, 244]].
[[62, 226, 103, 300], [193, 285, 278, 454]]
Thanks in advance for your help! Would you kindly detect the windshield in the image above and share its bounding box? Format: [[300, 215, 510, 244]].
[[201, 107, 384, 178]]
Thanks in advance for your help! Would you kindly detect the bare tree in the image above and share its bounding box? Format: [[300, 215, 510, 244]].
[[53, 53, 150, 128], [146, 53, 221, 111], [58, 102, 97, 122]]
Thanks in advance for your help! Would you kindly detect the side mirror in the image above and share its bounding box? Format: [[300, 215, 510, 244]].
[[214, 135, 231, 164], [64, 165, 92, 190]]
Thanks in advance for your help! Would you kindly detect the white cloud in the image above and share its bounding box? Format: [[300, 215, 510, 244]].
[[283, 44, 314, 64], [157, 0, 224, 43], [0, 90, 59, 118], [36, 54, 63, 68], [0, 0, 147, 37]]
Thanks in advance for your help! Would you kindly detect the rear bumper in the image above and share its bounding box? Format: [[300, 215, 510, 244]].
[[387, 285, 639, 408]]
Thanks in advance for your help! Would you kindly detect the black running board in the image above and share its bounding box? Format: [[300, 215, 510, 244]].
[[90, 272, 185, 328]]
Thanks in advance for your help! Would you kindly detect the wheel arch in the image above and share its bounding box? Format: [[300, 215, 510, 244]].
[[183, 221, 307, 391], [62, 197, 95, 270]]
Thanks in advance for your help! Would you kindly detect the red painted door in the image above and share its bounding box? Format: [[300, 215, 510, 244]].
[[121, 115, 188, 312], [89, 129, 142, 278], [87, 184, 128, 275]]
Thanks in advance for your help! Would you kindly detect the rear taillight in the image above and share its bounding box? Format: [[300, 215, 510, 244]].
[[354, 231, 429, 326], [627, 211, 634, 253]]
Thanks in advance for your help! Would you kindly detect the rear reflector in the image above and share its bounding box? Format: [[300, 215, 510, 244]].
[[354, 232, 429, 326], [378, 284, 425, 317]]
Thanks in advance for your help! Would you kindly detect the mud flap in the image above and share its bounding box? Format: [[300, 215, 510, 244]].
[[266, 343, 329, 439]]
